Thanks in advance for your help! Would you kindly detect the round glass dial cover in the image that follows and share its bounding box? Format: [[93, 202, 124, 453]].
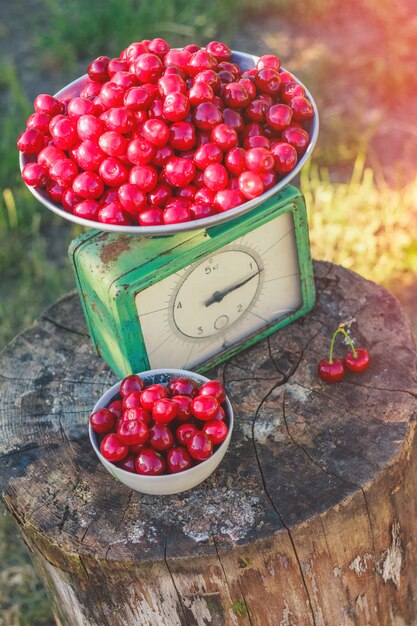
[[173, 250, 261, 339]]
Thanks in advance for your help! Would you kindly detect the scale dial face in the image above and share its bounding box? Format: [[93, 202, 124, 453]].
[[135, 211, 302, 370]]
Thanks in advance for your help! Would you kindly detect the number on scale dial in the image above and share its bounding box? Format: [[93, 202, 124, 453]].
[[135, 211, 302, 370]]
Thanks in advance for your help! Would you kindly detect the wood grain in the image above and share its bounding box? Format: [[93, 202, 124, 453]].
[[1, 261, 416, 626]]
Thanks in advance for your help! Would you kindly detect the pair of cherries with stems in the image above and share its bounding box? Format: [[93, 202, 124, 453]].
[[318, 322, 370, 383]]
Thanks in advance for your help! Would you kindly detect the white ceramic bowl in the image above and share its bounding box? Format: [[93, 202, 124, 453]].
[[20, 50, 319, 236], [89, 368, 233, 495]]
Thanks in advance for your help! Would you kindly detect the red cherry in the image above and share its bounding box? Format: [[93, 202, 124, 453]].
[[118, 183, 147, 214], [62, 188, 81, 211], [98, 202, 131, 225], [212, 406, 226, 421], [34, 94, 62, 116], [191, 395, 220, 421], [90, 408, 115, 434], [117, 418, 149, 445], [176, 423, 197, 446], [100, 433, 128, 462], [223, 82, 249, 109], [133, 53, 164, 83], [100, 82, 125, 108], [116, 454, 136, 473], [202, 420, 229, 444], [151, 146, 173, 168], [164, 157, 195, 187], [152, 398, 179, 424], [167, 377, 200, 397], [203, 163, 228, 192], [163, 199, 191, 224], [129, 164, 158, 192], [99, 157, 128, 186], [211, 123, 238, 151], [149, 423, 174, 451], [205, 41, 231, 62], [193, 102, 222, 131], [318, 359, 345, 383], [122, 391, 143, 410], [80, 80, 102, 99], [74, 140, 105, 171], [167, 446, 193, 473], [214, 188, 243, 212], [49, 158, 78, 187], [135, 448, 166, 475], [138, 207, 164, 226], [124, 42, 149, 62], [290, 96, 314, 120], [243, 135, 270, 150], [187, 431, 213, 461], [255, 68, 281, 96], [142, 118, 170, 147], [238, 77, 256, 101], [238, 171, 264, 200], [77, 114, 103, 142], [26, 112, 51, 134], [280, 82, 306, 104], [199, 380, 226, 403], [110, 68, 136, 87], [72, 172, 104, 199], [122, 406, 152, 424], [67, 97, 95, 119], [245, 147, 274, 173], [50, 117, 78, 150], [222, 108, 244, 132], [120, 374, 144, 396], [171, 395, 193, 422], [163, 92, 190, 122], [17, 128, 45, 155], [188, 50, 217, 77], [140, 384, 169, 410], [168, 121, 196, 152], [218, 61, 240, 77], [73, 200, 100, 220], [270, 142, 298, 174], [343, 348, 370, 373], [190, 202, 215, 220], [107, 400, 124, 418], [158, 73, 187, 97], [87, 56, 110, 82], [281, 126, 310, 155], [194, 186, 215, 204], [21, 162, 47, 187], [225, 147, 246, 176], [260, 170, 278, 190], [266, 104, 293, 131], [189, 82, 214, 107], [256, 54, 281, 72], [164, 48, 191, 70], [123, 86, 152, 110], [148, 37, 170, 58]]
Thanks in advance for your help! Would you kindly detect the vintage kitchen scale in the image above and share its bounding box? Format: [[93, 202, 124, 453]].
[[21, 51, 319, 377]]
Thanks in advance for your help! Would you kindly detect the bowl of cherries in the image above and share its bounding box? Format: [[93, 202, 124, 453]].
[[18, 38, 318, 235], [89, 368, 233, 495]]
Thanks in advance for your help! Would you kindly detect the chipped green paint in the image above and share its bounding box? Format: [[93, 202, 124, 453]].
[[69, 185, 315, 377]]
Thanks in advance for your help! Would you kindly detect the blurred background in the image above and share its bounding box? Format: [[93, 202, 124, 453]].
[[1, 0, 416, 623]]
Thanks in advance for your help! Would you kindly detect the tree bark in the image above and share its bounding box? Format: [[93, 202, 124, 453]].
[[0, 260, 416, 626]]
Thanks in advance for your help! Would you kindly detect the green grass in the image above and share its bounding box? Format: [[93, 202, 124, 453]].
[[37, 0, 239, 73], [303, 153, 417, 287]]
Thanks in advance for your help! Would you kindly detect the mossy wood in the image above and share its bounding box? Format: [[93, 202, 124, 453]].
[[1, 262, 417, 625], [69, 185, 315, 377]]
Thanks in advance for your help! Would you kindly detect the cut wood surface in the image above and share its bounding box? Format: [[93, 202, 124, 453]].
[[0, 260, 417, 626]]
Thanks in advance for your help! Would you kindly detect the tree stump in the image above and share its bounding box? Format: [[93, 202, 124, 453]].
[[1, 260, 417, 626]]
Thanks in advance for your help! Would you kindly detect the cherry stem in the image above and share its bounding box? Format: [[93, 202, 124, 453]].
[[328, 323, 357, 363], [338, 326, 358, 358]]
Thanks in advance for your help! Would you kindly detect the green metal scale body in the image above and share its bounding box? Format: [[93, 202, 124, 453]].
[[69, 185, 315, 377]]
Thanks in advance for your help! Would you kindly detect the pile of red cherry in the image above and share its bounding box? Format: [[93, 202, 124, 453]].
[[18, 38, 314, 226], [90, 374, 229, 475]]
